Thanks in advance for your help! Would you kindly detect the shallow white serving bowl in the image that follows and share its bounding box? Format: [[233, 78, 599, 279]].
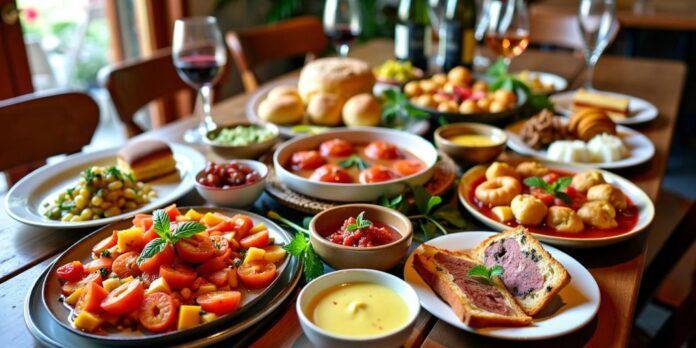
[[194, 160, 268, 208], [297, 269, 421, 348], [550, 89, 658, 125], [273, 127, 438, 202], [515, 71, 568, 95], [458, 160, 655, 247], [404, 232, 601, 340]]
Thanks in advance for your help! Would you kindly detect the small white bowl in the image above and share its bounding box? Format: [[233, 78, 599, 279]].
[[297, 269, 420, 348], [194, 160, 268, 208]]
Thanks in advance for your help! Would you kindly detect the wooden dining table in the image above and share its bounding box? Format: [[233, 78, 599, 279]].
[[0, 39, 686, 347]]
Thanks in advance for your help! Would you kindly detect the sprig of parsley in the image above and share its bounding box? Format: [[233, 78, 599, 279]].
[[137, 209, 206, 264], [523, 176, 573, 204], [268, 211, 324, 282], [346, 211, 372, 231], [468, 264, 504, 284], [338, 155, 370, 170]]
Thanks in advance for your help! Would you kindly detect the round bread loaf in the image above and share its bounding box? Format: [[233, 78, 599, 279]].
[[307, 92, 344, 126], [258, 94, 304, 124], [342, 93, 381, 127], [298, 57, 375, 102], [267, 85, 302, 102]]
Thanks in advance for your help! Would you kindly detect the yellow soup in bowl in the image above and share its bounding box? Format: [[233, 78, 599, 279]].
[[448, 134, 498, 147], [306, 282, 409, 338]]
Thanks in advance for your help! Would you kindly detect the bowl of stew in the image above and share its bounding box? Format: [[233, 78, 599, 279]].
[[309, 204, 413, 270], [194, 160, 268, 208], [273, 128, 438, 202]]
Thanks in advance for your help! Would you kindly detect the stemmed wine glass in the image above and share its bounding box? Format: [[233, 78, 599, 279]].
[[323, 0, 362, 57], [172, 17, 227, 143], [483, 0, 530, 68], [577, 0, 618, 89]]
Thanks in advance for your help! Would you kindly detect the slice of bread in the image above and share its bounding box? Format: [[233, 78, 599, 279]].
[[413, 244, 532, 327], [472, 227, 570, 316]]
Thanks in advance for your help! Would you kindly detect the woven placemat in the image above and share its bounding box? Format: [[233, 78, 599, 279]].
[[263, 153, 458, 214]]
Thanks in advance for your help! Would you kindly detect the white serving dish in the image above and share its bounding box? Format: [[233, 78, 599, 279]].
[[273, 128, 438, 202], [194, 159, 268, 208], [297, 269, 420, 348], [551, 89, 658, 125], [515, 70, 568, 95]]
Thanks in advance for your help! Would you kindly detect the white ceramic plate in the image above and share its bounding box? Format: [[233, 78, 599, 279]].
[[4, 144, 205, 229], [246, 77, 430, 138], [404, 232, 601, 340], [551, 90, 658, 125], [505, 118, 655, 169], [458, 161, 655, 248], [515, 71, 568, 95]]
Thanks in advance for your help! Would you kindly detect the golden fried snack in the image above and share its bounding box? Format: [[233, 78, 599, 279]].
[[577, 200, 617, 229], [571, 170, 606, 192], [546, 206, 584, 233], [587, 184, 627, 210], [511, 194, 548, 226], [568, 108, 617, 142], [475, 176, 522, 206], [515, 161, 549, 178], [485, 162, 519, 180]]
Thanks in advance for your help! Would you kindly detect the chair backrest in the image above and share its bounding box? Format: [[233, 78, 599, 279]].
[[226, 16, 327, 92], [0, 90, 99, 171], [529, 7, 620, 52]]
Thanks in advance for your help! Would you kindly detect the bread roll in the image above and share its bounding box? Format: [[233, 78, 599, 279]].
[[298, 57, 375, 102], [258, 95, 304, 124], [267, 85, 302, 102], [342, 93, 381, 127], [307, 92, 343, 126]]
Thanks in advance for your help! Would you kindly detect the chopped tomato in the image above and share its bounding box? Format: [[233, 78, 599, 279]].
[[92, 231, 117, 257], [76, 282, 108, 313], [196, 248, 232, 275], [84, 258, 114, 274], [309, 164, 353, 183], [207, 221, 232, 234], [237, 261, 277, 289], [140, 272, 160, 289], [543, 172, 559, 184], [112, 251, 142, 278], [393, 159, 424, 176], [196, 291, 241, 315], [133, 214, 153, 231], [57, 261, 84, 282], [289, 150, 326, 171], [164, 205, 181, 221], [142, 227, 159, 244], [530, 187, 555, 206], [160, 264, 196, 289], [228, 214, 253, 238], [139, 292, 177, 333], [176, 234, 216, 263], [210, 235, 230, 256], [61, 272, 103, 296], [138, 243, 175, 274], [100, 279, 144, 315], [359, 165, 400, 184], [364, 140, 401, 160], [319, 138, 354, 157], [208, 268, 232, 287], [240, 230, 269, 249]]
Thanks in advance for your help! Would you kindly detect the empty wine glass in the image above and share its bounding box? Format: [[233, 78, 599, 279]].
[[577, 0, 618, 89], [323, 0, 362, 57], [172, 17, 227, 143], [483, 0, 530, 68]]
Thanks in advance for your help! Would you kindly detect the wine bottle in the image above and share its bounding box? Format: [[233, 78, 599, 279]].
[[394, 0, 431, 71], [439, 0, 476, 71]]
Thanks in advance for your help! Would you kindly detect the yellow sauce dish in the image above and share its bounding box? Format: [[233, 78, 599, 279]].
[[307, 282, 409, 338], [447, 134, 498, 147]]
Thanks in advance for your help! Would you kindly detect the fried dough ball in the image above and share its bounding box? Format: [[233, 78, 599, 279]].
[[587, 184, 627, 210], [437, 101, 459, 113], [485, 162, 519, 180], [459, 99, 480, 114], [420, 80, 438, 94], [489, 100, 508, 113], [413, 94, 437, 109], [577, 200, 617, 229], [472, 81, 488, 92], [571, 170, 606, 192], [511, 194, 548, 226], [477, 97, 492, 111], [404, 81, 422, 97], [546, 206, 584, 233], [431, 73, 448, 86], [475, 176, 522, 206], [515, 161, 549, 178], [492, 89, 516, 105], [447, 66, 473, 86]]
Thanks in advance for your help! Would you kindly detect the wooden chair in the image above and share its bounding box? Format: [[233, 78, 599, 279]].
[[529, 6, 620, 52], [100, 48, 231, 138], [226, 16, 327, 92], [0, 90, 99, 185]]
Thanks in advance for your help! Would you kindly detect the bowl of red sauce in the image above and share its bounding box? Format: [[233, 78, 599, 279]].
[[309, 204, 413, 271], [194, 160, 268, 208]]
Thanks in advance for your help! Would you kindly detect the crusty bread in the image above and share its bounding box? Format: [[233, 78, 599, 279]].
[[472, 227, 570, 316], [297, 57, 375, 102], [413, 244, 532, 327]]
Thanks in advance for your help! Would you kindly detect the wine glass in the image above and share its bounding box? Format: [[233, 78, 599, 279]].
[[323, 0, 362, 57], [577, 0, 618, 89], [483, 0, 530, 68], [172, 17, 227, 143]]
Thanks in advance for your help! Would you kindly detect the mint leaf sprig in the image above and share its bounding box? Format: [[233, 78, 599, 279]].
[[338, 155, 370, 170], [137, 209, 206, 264], [485, 59, 553, 113], [382, 89, 429, 127], [468, 264, 504, 284], [268, 211, 325, 282], [523, 176, 573, 204], [346, 211, 372, 231]]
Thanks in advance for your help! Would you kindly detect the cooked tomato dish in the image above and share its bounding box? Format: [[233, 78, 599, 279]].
[[323, 212, 401, 247], [468, 161, 639, 238], [285, 138, 426, 184], [54, 205, 286, 334]]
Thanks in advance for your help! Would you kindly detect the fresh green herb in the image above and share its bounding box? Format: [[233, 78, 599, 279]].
[[485, 59, 552, 113], [137, 210, 206, 264], [58, 201, 76, 212], [99, 267, 110, 279], [468, 264, 504, 284], [346, 211, 372, 231], [106, 166, 124, 181], [65, 187, 76, 197], [338, 155, 370, 170], [100, 249, 112, 258], [82, 167, 96, 183], [381, 89, 429, 127], [523, 176, 573, 204], [268, 211, 325, 282]]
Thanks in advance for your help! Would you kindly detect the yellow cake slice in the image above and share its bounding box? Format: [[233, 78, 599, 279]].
[[571, 89, 630, 120]]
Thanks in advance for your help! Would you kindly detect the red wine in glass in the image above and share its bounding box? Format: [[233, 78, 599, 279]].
[[326, 24, 359, 48], [175, 54, 222, 87]]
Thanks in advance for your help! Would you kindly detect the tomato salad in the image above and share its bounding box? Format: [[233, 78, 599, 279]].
[[55, 205, 286, 334]]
